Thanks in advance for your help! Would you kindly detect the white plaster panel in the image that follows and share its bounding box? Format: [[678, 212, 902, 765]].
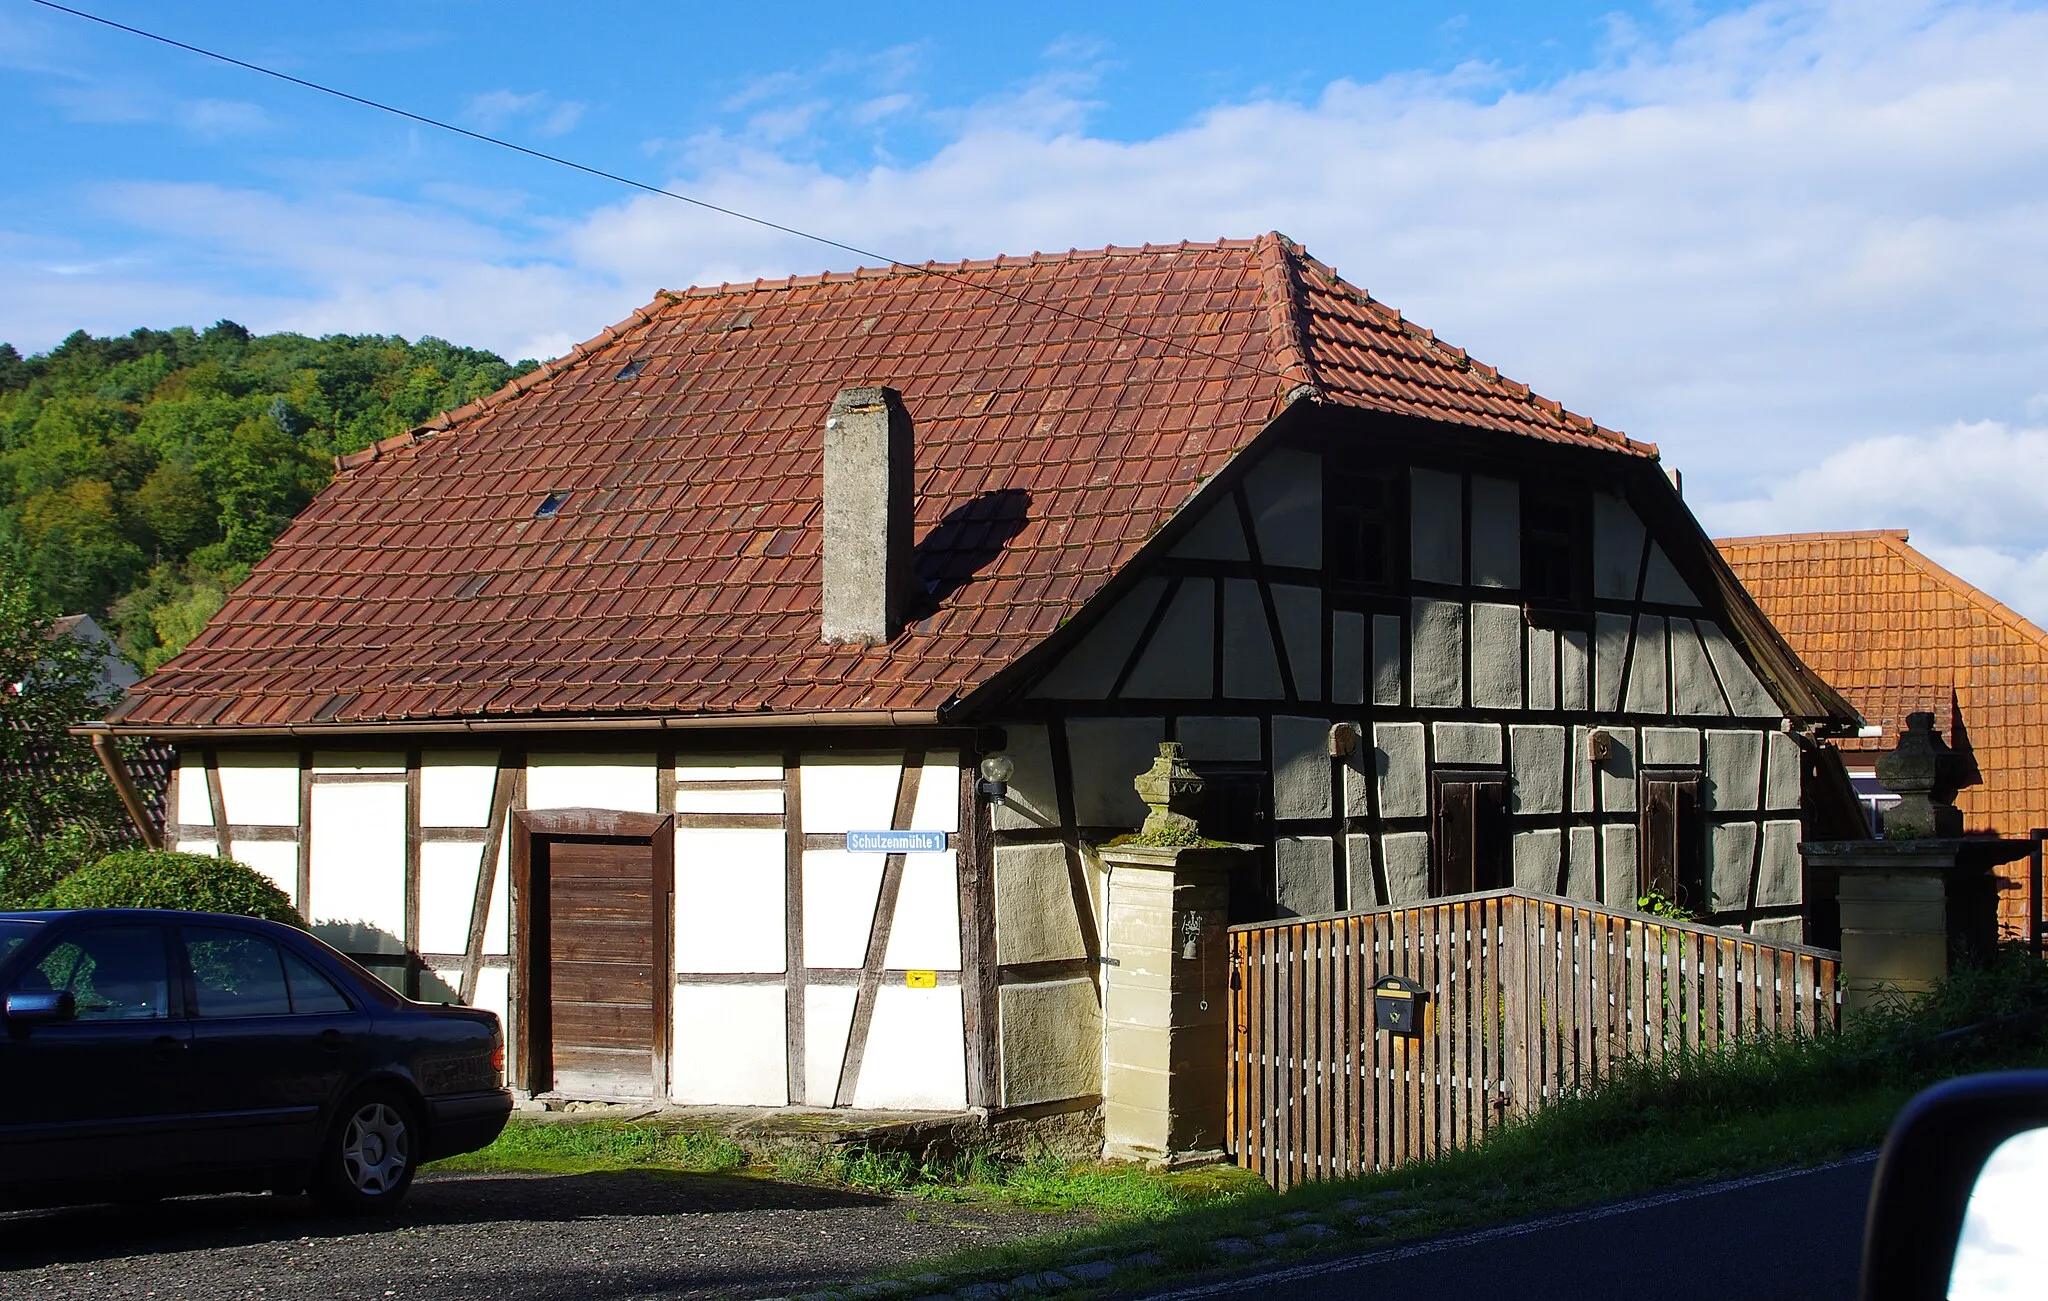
[[675, 787, 785, 814], [313, 752, 404, 773], [1272, 715, 1332, 821], [1067, 717, 1164, 828], [422, 968, 462, 1004], [1567, 826, 1600, 901], [1470, 603, 1524, 709], [1561, 631, 1590, 712], [1527, 631, 1558, 712], [527, 754, 657, 813], [1221, 578, 1285, 699], [1345, 834, 1380, 908], [676, 755, 783, 782], [1434, 721, 1502, 766], [1642, 727, 1702, 767], [419, 752, 497, 827], [1123, 580, 1215, 698], [1169, 497, 1250, 561], [1332, 611, 1366, 706], [1594, 614, 1632, 713], [1602, 824, 1639, 907], [418, 840, 484, 955], [1668, 620, 1731, 716], [1031, 578, 1163, 700], [1469, 475, 1520, 588], [230, 841, 298, 905], [1275, 836, 1335, 917], [1244, 447, 1322, 570], [176, 754, 211, 825], [1374, 723, 1428, 819], [307, 782, 406, 942], [1705, 730, 1765, 812], [175, 839, 217, 857], [995, 843, 1085, 966], [999, 978, 1102, 1107], [677, 829, 786, 973], [883, 852, 963, 971], [1765, 732, 1803, 811], [1342, 736, 1373, 818], [1571, 726, 1597, 813], [1272, 584, 1322, 700], [1511, 726, 1567, 814], [803, 984, 859, 1106], [1598, 728, 1638, 812], [802, 849, 882, 969], [1592, 493, 1646, 599], [1410, 598, 1464, 709], [1698, 621, 1781, 717], [1410, 468, 1463, 584], [1642, 543, 1700, 606], [472, 967, 509, 1029], [991, 725, 1057, 832], [1711, 822, 1760, 911], [670, 986, 788, 1106], [218, 753, 299, 826], [1176, 717, 1261, 762], [1758, 821, 1803, 907], [1624, 617, 1669, 715], [1513, 830, 1562, 893], [1382, 832, 1432, 905], [800, 753, 902, 832], [1372, 613, 1404, 706], [854, 985, 967, 1111], [911, 753, 961, 832], [483, 825, 510, 952]]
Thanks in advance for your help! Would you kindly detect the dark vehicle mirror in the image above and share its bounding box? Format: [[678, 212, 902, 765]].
[[4, 989, 77, 1024]]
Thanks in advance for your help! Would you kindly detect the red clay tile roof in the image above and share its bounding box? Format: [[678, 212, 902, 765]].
[[110, 234, 1653, 731], [1717, 529, 2048, 838]]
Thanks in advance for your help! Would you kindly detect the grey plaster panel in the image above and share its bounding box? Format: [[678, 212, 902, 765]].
[[1698, 620, 1781, 718], [995, 842, 1086, 965], [1751, 917, 1804, 945], [1593, 492, 1646, 599], [999, 978, 1102, 1107], [1470, 475, 1521, 588], [1641, 543, 1700, 607], [1332, 611, 1366, 706], [1642, 726, 1701, 767], [1121, 580, 1214, 698], [993, 724, 1059, 832], [1594, 613, 1632, 713], [1410, 598, 1464, 709], [1511, 725, 1567, 814], [1434, 721, 1503, 766], [1470, 602, 1524, 710], [1705, 730, 1764, 812], [1571, 726, 1597, 813], [1245, 448, 1322, 570], [1067, 717, 1164, 828], [1382, 832, 1432, 905], [1222, 578, 1285, 700], [1273, 584, 1322, 702], [1527, 630, 1558, 712], [1169, 497, 1250, 562], [1177, 716, 1262, 763], [1561, 630, 1590, 711], [1345, 834, 1381, 908], [1624, 616, 1669, 715], [1567, 826, 1599, 901], [1272, 715, 1334, 821], [1601, 824, 1639, 907], [1669, 619, 1732, 716], [1372, 613, 1404, 706], [1765, 732, 1802, 810], [1710, 821, 1759, 912], [1598, 727, 1638, 812], [1275, 836, 1336, 917], [1514, 829, 1562, 893], [1030, 577, 1163, 700], [1342, 736, 1372, 817], [1374, 722, 1428, 818], [1758, 820, 1802, 906], [1410, 467, 1463, 584]]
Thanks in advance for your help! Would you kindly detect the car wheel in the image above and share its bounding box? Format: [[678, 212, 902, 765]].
[[313, 1090, 421, 1214]]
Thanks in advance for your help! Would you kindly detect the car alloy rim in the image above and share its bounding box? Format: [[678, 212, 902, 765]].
[[339, 1102, 410, 1195]]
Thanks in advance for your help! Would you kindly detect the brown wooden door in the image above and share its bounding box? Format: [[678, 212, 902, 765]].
[[543, 838, 659, 1100], [1433, 773, 1509, 896]]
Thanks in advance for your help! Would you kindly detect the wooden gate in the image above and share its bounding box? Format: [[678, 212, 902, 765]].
[[1227, 890, 1841, 1188]]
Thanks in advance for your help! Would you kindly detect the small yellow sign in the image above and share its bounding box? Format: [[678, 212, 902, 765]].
[[904, 970, 938, 989]]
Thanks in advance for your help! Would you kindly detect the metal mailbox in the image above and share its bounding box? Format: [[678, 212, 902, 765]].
[[1373, 974, 1425, 1036]]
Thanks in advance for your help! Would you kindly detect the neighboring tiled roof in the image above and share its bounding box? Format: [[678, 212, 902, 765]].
[[1717, 530, 2048, 838], [112, 234, 1653, 731]]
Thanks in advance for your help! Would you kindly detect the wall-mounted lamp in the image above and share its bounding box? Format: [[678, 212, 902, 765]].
[[977, 752, 1015, 803], [1327, 722, 1362, 759], [1586, 728, 1613, 763]]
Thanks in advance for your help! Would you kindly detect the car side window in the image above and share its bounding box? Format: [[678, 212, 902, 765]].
[[281, 949, 352, 1014], [184, 928, 292, 1018], [23, 925, 170, 1022]]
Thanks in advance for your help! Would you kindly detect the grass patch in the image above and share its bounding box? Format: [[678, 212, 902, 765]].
[[429, 1118, 749, 1176]]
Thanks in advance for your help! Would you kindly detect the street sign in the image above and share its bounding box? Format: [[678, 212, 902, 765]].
[[844, 829, 948, 853]]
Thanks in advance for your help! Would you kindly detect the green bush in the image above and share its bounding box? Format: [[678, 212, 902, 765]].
[[45, 849, 304, 927], [0, 824, 111, 909]]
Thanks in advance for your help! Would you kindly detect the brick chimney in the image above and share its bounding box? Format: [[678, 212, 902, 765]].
[[821, 385, 914, 643]]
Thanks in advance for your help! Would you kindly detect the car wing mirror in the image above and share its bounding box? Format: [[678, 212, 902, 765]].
[[1862, 1070, 2048, 1300], [3, 990, 77, 1025]]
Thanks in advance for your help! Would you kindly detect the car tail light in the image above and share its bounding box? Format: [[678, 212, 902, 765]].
[[490, 1043, 505, 1076]]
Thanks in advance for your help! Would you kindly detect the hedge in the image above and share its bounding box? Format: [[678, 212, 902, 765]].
[[45, 849, 306, 927]]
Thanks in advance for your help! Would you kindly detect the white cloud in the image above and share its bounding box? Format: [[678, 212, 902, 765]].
[[463, 89, 585, 138]]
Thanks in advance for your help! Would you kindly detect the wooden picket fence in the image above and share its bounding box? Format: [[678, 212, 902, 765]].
[[1227, 890, 1842, 1188]]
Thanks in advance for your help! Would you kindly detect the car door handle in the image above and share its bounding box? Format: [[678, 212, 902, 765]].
[[318, 1029, 347, 1052], [152, 1034, 187, 1059]]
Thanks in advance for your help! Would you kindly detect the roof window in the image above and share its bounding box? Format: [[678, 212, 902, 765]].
[[613, 358, 645, 382], [533, 492, 571, 519]]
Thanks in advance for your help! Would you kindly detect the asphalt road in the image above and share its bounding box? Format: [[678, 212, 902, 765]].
[[0, 1169, 1073, 1299], [1167, 1156, 1879, 1301]]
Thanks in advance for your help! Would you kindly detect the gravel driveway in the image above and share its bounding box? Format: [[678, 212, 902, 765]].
[[0, 1170, 1080, 1299]]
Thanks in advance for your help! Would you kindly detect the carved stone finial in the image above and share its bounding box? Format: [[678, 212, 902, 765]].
[[1133, 742, 1205, 842], [1875, 711, 1964, 838]]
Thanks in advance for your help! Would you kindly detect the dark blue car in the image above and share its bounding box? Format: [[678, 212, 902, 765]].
[[0, 908, 512, 1214]]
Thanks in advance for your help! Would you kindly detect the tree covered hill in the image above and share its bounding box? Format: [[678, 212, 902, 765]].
[[0, 322, 534, 673]]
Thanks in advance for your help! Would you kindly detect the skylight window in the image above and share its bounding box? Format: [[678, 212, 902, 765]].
[[613, 358, 645, 382], [534, 492, 570, 519]]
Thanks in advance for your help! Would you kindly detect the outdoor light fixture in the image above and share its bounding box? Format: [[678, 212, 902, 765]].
[[978, 752, 1015, 803]]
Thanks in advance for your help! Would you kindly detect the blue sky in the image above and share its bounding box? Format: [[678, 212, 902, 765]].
[[8, 1, 2048, 619]]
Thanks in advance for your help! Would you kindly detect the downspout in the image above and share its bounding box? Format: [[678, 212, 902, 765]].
[[89, 731, 163, 850]]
